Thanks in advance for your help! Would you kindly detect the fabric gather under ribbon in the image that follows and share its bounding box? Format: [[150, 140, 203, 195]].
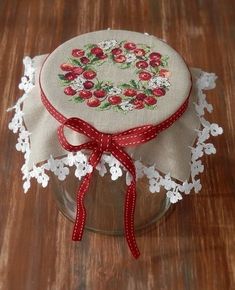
[[41, 87, 190, 259]]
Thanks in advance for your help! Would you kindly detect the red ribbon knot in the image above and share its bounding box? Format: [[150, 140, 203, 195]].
[[98, 133, 112, 151]]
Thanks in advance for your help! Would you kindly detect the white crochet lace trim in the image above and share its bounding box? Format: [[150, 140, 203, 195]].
[[8, 56, 223, 203]]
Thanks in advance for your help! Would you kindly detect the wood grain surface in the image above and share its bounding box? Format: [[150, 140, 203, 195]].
[[0, 0, 234, 289]]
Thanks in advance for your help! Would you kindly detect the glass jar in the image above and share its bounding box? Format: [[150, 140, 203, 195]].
[[52, 170, 170, 235]]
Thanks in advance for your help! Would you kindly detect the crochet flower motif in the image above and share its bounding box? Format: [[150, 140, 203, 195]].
[[58, 39, 171, 113]]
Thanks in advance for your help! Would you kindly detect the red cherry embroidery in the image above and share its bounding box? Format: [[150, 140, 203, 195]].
[[144, 96, 157, 105], [114, 55, 126, 63], [133, 99, 144, 109], [83, 70, 97, 79], [60, 63, 74, 71], [139, 71, 152, 81], [79, 90, 92, 99], [64, 72, 76, 81], [150, 59, 161, 67], [149, 52, 161, 60], [72, 49, 85, 57], [124, 89, 137, 97], [91, 47, 103, 55], [111, 48, 123, 55], [124, 42, 136, 50], [80, 57, 90, 64], [136, 93, 147, 101], [136, 61, 148, 69], [87, 98, 101, 107], [83, 81, 94, 89], [64, 87, 76, 95], [72, 67, 84, 75], [108, 96, 122, 105], [153, 88, 166, 96], [134, 48, 145, 56], [94, 89, 106, 98], [97, 53, 108, 59], [59, 40, 171, 112], [159, 69, 170, 77]]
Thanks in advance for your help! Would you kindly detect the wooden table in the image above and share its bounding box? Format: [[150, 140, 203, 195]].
[[0, 0, 234, 289]]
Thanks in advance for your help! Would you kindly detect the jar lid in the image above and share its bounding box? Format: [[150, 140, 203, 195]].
[[40, 30, 191, 133]]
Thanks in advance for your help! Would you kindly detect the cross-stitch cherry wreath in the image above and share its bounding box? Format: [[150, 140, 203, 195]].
[[40, 64, 191, 258], [58, 39, 171, 113]]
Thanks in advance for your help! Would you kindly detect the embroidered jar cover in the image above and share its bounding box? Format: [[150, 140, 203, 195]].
[[8, 30, 223, 259]]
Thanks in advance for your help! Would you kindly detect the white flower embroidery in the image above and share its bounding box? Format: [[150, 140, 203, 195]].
[[148, 76, 170, 89], [70, 76, 86, 91], [98, 39, 117, 51], [125, 53, 136, 63], [120, 101, 134, 111], [107, 87, 122, 95], [108, 87, 122, 95]]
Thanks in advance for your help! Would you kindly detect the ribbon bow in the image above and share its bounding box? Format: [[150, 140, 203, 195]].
[[57, 117, 161, 259]]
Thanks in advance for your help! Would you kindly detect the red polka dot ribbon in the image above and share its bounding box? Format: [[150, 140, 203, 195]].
[[40, 86, 190, 259]]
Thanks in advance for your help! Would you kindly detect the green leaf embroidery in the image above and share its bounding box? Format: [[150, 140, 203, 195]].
[[113, 105, 125, 113], [84, 43, 96, 49], [59, 40, 171, 113], [98, 102, 111, 110], [130, 80, 139, 89], [144, 88, 153, 95], [69, 58, 82, 66], [120, 63, 132, 69], [119, 83, 132, 89], [145, 104, 158, 110], [74, 96, 85, 103], [86, 52, 93, 58], [59, 79, 70, 86], [58, 74, 66, 80]]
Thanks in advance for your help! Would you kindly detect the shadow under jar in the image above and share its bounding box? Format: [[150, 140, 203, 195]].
[[52, 169, 171, 236]]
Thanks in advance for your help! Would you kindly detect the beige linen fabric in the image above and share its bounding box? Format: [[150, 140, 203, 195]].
[[40, 30, 191, 131], [23, 54, 201, 182]]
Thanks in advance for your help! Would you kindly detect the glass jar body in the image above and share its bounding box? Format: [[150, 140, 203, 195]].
[[52, 171, 170, 235]]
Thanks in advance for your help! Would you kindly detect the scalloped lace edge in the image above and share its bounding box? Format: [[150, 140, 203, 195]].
[[8, 56, 223, 203]]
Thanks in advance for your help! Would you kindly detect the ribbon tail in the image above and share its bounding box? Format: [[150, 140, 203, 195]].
[[72, 173, 92, 241], [72, 148, 102, 241], [125, 181, 140, 259], [111, 144, 140, 259]]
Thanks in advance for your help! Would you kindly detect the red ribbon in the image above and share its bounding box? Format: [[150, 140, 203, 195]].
[[58, 117, 163, 258], [40, 87, 190, 259]]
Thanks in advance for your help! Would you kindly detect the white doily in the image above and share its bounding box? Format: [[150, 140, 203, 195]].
[[8, 56, 223, 203]]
